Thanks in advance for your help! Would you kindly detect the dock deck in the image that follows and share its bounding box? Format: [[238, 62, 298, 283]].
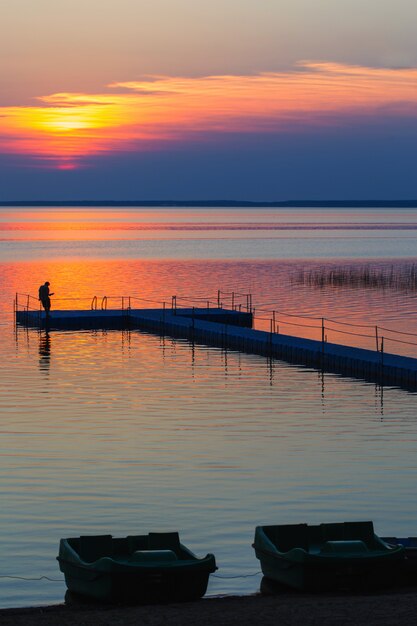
[[15, 305, 417, 391]]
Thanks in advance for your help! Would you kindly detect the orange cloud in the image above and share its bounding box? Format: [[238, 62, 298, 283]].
[[1, 62, 417, 168]]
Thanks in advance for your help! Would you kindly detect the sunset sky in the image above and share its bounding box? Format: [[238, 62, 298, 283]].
[[1, 0, 417, 200]]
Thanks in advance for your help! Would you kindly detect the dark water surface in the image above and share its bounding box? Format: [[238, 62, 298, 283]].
[[1, 207, 417, 607]]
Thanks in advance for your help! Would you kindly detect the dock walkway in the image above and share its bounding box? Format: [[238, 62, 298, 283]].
[[15, 306, 417, 390]]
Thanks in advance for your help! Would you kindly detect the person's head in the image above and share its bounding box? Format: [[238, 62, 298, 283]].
[[45, 281, 50, 286]]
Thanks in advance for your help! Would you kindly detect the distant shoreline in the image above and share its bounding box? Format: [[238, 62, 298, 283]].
[[2, 200, 417, 208]]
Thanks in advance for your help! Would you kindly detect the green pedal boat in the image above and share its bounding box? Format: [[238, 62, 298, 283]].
[[253, 521, 404, 591], [57, 531, 217, 603]]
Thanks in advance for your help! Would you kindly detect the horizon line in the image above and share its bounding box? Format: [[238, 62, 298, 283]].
[[2, 200, 417, 208]]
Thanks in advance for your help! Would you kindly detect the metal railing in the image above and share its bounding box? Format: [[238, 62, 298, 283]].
[[15, 290, 252, 313], [171, 291, 252, 313], [14, 291, 417, 359], [14, 293, 41, 326], [252, 305, 417, 359]]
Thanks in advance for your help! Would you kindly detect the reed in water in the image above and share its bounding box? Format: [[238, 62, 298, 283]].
[[292, 262, 417, 291]]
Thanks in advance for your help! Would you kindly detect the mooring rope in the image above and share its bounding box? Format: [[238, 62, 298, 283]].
[[0, 575, 63, 582], [212, 571, 262, 579], [0, 571, 262, 582]]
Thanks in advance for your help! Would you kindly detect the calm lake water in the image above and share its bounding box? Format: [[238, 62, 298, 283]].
[[1, 206, 417, 608]]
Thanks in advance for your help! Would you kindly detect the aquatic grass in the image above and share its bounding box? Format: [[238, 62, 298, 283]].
[[292, 263, 417, 292]]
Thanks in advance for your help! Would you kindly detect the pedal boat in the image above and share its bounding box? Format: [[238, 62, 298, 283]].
[[253, 521, 404, 591], [57, 531, 217, 603]]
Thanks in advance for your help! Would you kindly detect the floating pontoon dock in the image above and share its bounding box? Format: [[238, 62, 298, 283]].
[[15, 297, 417, 391]]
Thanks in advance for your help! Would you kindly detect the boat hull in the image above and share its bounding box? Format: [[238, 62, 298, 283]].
[[255, 549, 403, 591], [58, 533, 216, 604], [60, 560, 213, 603]]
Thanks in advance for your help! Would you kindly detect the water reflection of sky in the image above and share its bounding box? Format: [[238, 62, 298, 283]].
[[1, 328, 417, 608], [1, 208, 417, 608]]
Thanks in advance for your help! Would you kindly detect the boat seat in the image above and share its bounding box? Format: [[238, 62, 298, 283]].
[[320, 522, 345, 542], [129, 549, 178, 563], [343, 521, 375, 546], [320, 540, 369, 554], [148, 532, 181, 552], [264, 524, 309, 552], [127, 535, 150, 553], [79, 535, 113, 562], [320, 521, 375, 546]]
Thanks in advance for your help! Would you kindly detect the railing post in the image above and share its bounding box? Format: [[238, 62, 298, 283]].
[[321, 318, 325, 352], [375, 325, 379, 352], [128, 296, 131, 310], [122, 296, 124, 311], [232, 292, 235, 311], [217, 290, 221, 308], [273, 311, 276, 333], [380, 337, 384, 367], [246, 294, 249, 312]]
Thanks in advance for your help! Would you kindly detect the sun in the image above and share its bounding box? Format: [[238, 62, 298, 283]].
[[0, 95, 130, 165], [29, 105, 109, 134]]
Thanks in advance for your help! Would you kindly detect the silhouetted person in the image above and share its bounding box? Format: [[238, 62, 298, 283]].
[[38, 281, 54, 315]]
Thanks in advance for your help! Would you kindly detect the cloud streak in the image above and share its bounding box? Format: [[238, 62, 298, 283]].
[[1, 62, 417, 168]]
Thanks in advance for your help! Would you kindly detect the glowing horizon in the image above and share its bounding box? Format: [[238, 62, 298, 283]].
[[2, 62, 417, 169]]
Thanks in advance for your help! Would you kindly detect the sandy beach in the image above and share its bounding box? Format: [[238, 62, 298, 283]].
[[2, 591, 417, 626]]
